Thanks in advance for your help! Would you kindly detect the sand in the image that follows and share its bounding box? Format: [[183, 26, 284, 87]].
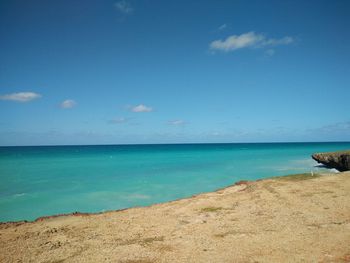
[[1, 172, 350, 263]]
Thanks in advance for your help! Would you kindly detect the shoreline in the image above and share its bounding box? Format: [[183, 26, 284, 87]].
[[1, 171, 350, 262], [0, 178, 257, 225], [0, 172, 326, 225]]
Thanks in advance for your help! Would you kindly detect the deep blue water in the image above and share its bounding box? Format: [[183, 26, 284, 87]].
[[0, 142, 349, 222]]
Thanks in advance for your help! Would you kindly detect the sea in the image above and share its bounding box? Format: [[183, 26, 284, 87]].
[[1, 142, 349, 222]]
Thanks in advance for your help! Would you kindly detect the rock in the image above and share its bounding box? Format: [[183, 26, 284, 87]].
[[312, 150, 350, 171]]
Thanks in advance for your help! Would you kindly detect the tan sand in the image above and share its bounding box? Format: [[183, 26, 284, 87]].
[[1, 172, 350, 263]]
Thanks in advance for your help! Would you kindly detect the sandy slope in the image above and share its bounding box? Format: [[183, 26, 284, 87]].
[[1, 172, 350, 263]]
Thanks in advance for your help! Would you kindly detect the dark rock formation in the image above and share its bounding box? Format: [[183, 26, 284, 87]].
[[312, 150, 350, 171]]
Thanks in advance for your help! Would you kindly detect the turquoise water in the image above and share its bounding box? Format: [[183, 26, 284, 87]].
[[0, 142, 349, 222]]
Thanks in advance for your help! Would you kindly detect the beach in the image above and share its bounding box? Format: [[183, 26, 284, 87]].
[[1, 171, 350, 262]]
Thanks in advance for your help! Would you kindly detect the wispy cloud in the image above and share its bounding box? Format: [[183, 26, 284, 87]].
[[209, 32, 294, 52], [265, 49, 275, 56], [109, 117, 129, 124], [0, 92, 42, 102], [302, 121, 350, 141], [131, 104, 153, 112], [60, 99, 76, 109], [308, 121, 350, 134], [218, 24, 227, 31], [115, 0, 133, 15], [168, 120, 186, 126]]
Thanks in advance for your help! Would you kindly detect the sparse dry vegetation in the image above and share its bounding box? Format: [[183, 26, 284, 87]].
[[200, 206, 223, 213]]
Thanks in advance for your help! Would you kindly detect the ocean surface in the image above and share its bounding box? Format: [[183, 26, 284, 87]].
[[1, 142, 349, 222]]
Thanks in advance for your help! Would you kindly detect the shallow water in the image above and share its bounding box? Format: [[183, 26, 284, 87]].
[[0, 142, 349, 222]]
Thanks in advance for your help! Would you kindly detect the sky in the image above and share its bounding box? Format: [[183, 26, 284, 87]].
[[0, 0, 349, 146]]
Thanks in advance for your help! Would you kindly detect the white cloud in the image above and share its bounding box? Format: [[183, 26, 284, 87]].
[[209, 32, 294, 52], [210, 32, 263, 51], [0, 92, 42, 102], [60, 99, 76, 109], [115, 0, 133, 14], [131, 104, 153, 112], [168, 120, 186, 126]]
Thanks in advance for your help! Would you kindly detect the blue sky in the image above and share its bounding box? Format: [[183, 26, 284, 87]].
[[0, 0, 349, 145]]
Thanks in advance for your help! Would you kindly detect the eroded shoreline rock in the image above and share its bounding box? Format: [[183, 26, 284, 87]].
[[312, 150, 350, 171]]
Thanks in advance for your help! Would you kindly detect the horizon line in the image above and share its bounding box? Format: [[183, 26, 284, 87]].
[[1, 140, 350, 147]]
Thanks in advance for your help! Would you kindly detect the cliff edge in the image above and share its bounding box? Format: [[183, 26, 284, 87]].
[[312, 150, 350, 171]]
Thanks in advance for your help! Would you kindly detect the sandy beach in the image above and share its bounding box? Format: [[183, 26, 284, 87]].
[[1, 171, 350, 263]]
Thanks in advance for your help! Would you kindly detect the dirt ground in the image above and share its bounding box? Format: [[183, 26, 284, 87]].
[[1, 172, 350, 263]]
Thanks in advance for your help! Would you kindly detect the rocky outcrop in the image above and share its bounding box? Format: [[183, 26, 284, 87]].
[[312, 150, 350, 171]]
